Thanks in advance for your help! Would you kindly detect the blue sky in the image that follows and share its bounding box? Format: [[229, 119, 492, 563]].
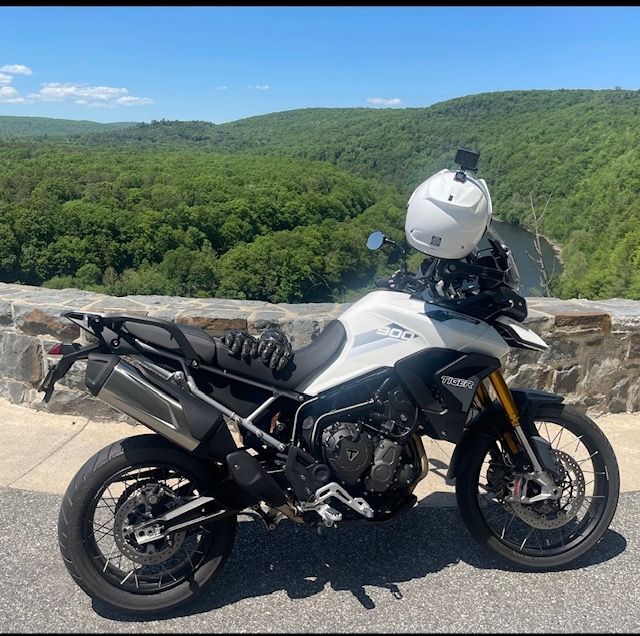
[[0, 6, 639, 124]]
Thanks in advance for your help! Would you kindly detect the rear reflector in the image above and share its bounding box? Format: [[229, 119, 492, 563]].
[[47, 343, 64, 355]]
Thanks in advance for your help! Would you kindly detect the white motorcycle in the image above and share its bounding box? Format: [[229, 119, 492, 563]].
[[42, 149, 619, 614]]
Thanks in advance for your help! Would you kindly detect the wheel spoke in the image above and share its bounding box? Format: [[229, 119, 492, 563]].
[[501, 513, 516, 540], [103, 543, 118, 572], [84, 461, 219, 593], [184, 546, 195, 569], [550, 425, 564, 448], [534, 529, 545, 552], [120, 568, 136, 585], [577, 451, 599, 465], [520, 528, 534, 550]]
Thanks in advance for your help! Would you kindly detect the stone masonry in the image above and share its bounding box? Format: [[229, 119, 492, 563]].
[[0, 282, 638, 420]]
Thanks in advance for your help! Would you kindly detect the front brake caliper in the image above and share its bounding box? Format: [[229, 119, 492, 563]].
[[506, 471, 561, 504]]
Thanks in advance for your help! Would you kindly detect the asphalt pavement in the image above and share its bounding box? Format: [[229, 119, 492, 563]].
[[0, 486, 637, 633]]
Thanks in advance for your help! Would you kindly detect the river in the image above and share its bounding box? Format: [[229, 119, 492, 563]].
[[491, 220, 562, 297]]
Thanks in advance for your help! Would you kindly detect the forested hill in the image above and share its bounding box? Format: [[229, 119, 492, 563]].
[[2, 88, 640, 300], [0, 116, 135, 138], [77, 88, 640, 197], [79, 88, 640, 300], [0, 147, 404, 302]]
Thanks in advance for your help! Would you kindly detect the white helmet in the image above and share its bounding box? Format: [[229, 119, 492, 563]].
[[405, 168, 492, 259]]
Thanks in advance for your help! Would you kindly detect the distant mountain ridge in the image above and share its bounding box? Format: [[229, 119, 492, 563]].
[[2, 88, 640, 299], [0, 116, 136, 138]]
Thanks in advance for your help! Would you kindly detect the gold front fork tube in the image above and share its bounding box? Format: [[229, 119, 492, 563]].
[[488, 370, 520, 428], [475, 381, 492, 409], [487, 370, 521, 456]]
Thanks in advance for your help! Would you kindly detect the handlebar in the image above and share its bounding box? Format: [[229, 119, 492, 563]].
[[374, 271, 424, 293]]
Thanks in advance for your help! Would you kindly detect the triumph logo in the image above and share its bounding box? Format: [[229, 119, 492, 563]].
[[346, 449, 359, 461], [441, 376, 475, 389]]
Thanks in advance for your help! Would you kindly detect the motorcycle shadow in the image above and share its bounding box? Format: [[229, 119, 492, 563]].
[[94, 496, 627, 621]]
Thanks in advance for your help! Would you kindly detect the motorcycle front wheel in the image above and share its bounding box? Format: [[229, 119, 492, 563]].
[[58, 434, 236, 615], [456, 403, 619, 569]]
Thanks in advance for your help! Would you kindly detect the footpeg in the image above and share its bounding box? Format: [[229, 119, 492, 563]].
[[300, 482, 375, 525], [317, 504, 342, 526], [350, 497, 374, 518]]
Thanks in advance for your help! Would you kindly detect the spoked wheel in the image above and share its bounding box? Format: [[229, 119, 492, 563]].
[[456, 403, 619, 569], [59, 435, 236, 614]]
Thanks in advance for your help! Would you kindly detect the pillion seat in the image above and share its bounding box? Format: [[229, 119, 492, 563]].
[[123, 321, 218, 365], [123, 318, 347, 392]]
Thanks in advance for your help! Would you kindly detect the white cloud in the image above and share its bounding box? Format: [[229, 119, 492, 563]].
[[248, 84, 270, 90], [0, 64, 33, 75], [367, 97, 402, 106], [29, 82, 153, 107], [114, 95, 154, 106], [216, 85, 228, 90], [34, 83, 128, 101], [0, 86, 30, 103], [0, 66, 153, 109]]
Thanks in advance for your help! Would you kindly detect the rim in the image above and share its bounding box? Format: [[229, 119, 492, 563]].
[[476, 416, 611, 558], [82, 462, 216, 594]]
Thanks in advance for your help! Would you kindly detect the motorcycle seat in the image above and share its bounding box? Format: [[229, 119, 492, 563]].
[[123, 321, 217, 365], [123, 317, 347, 392], [215, 319, 347, 391]]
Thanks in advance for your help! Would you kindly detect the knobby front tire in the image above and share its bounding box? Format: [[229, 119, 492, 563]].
[[455, 403, 620, 569]]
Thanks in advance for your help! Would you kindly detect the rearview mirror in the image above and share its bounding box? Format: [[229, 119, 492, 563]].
[[366, 231, 385, 251]]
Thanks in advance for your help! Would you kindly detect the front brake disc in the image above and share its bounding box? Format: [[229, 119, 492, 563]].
[[510, 450, 586, 529]]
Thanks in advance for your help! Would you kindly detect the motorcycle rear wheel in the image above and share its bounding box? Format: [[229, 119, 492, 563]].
[[455, 403, 619, 569], [58, 434, 236, 615]]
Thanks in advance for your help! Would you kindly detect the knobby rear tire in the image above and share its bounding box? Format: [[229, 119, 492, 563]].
[[58, 434, 236, 615]]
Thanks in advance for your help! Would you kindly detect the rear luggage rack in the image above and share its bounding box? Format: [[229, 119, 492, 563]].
[[64, 311, 201, 367]]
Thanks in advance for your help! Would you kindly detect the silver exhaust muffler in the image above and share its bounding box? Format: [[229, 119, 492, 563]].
[[85, 354, 230, 452]]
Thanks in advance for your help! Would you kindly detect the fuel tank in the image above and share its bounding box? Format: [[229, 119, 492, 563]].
[[301, 290, 509, 395]]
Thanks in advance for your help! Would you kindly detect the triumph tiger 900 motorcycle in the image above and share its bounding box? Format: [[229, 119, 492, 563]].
[[41, 149, 619, 614]]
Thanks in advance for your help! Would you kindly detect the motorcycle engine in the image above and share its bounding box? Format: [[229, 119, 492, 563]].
[[319, 384, 421, 494]]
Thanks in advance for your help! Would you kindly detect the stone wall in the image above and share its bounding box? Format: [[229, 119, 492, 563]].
[[0, 282, 638, 420]]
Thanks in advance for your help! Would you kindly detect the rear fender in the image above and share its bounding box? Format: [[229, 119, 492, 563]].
[[445, 388, 564, 483]]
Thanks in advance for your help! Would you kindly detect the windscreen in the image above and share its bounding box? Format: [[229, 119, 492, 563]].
[[484, 225, 522, 292]]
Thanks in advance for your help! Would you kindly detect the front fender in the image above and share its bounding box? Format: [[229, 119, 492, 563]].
[[445, 387, 563, 484]]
